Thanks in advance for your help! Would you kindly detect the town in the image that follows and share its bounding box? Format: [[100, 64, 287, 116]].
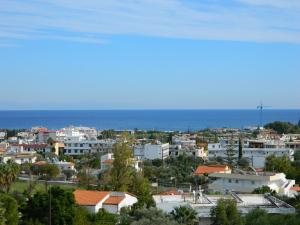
[[1, 121, 300, 225]]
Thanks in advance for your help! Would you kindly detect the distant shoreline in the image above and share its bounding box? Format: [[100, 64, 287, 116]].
[[0, 109, 299, 131]]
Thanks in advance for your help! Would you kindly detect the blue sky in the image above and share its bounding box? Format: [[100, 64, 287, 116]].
[[0, 0, 299, 109]]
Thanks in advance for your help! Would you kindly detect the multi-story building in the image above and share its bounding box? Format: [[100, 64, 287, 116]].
[[8, 143, 52, 154], [134, 141, 169, 160], [63, 137, 115, 156], [208, 139, 294, 168]]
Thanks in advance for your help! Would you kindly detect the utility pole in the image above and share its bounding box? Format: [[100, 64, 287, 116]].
[[257, 102, 271, 128], [49, 182, 51, 225]]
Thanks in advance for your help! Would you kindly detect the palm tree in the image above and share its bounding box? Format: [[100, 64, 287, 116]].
[[0, 160, 20, 193], [170, 205, 198, 225]]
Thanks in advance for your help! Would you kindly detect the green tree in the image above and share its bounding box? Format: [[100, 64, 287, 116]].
[[122, 208, 179, 225], [74, 206, 91, 225], [224, 137, 237, 167], [110, 142, 134, 191], [22, 186, 76, 225], [265, 155, 292, 174], [170, 205, 197, 225], [210, 199, 244, 225], [265, 121, 300, 134], [0, 193, 18, 225], [88, 210, 118, 225], [130, 173, 155, 208], [0, 160, 20, 193], [77, 168, 97, 189], [238, 137, 243, 160], [0, 203, 5, 225], [237, 158, 249, 169], [31, 163, 60, 190], [252, 186, 275, 195], [245, 208, 270, 225]]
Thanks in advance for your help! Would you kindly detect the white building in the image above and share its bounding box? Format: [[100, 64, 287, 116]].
[[208, 139, 294, 168], [0, 152, 37, 164], [0, 132, 6, 141], [169, 145, 206, 158], [153, 192, 295, 224], [100, 153, 141, 172], [74, 190, 137, 214], [56, 126, 98, 142], [8, 143, 52, 154], [52, 161, 76, 171], [64, 137, 115, 156], [208, 172, 295, 197], [100, 153, 114, 171], [172, 135, 197, 148], [134, 142, 169, 160]]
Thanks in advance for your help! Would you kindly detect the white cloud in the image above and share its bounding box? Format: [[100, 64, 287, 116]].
[[0, 0, 299, 46]]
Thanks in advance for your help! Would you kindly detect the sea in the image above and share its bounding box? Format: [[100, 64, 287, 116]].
[[0, 110, 299, 131]]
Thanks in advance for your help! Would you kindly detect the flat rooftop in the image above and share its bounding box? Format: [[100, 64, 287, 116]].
[[153, 193, 295, 217]]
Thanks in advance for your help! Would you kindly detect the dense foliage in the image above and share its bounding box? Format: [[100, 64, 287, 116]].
[[120, 207, 180, 225], [170, 206, 197, 225], [0, 160, 20, 193], [21, 186, 76, 225], [210, 199, 243, 225], [0, 193, 19, 225], [143, 154, 203, 187], [264, 121, 300, 134]]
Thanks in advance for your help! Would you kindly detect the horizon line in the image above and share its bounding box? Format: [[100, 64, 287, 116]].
[[0, 108, 300, 111]]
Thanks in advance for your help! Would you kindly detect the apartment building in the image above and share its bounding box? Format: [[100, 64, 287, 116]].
[[134, 141, 169, 160], [208, 139, 294, 168]]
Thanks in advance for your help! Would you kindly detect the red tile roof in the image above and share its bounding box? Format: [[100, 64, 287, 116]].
[[103, 196, 125, 205], [290, 186, 300, 192], [160, 189, 181, 195], [103, 159, 114, 164], [74, 190, 109, 206], [194, 165, 230, 175], [12, 144, 48, 148], [32, 161, 48, 166]]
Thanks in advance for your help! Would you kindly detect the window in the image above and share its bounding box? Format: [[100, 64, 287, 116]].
[[80, 150, 83, 153], [228, 179, 232, 183], [75, 150, 78, 153], [68, 150, 71, 153], [235, 180, 239, 183], [251, 181, 255, 185]]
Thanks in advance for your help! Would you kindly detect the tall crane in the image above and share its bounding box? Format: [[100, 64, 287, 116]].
[[257, 102, 271, 128]]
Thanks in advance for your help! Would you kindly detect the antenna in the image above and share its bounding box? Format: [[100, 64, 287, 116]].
[[257, 101, 271, 128]]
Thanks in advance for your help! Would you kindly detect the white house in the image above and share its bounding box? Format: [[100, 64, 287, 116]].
[[0, 152, 37, 164], [100, 153, 141, 172], [74, 190, 137, 214], [52, 161, 75, 171], [102, 192, 138, 214], [208, 172, 295, 197]]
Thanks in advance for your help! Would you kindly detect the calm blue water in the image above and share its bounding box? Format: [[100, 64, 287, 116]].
[[0, 110, 299, 131]]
